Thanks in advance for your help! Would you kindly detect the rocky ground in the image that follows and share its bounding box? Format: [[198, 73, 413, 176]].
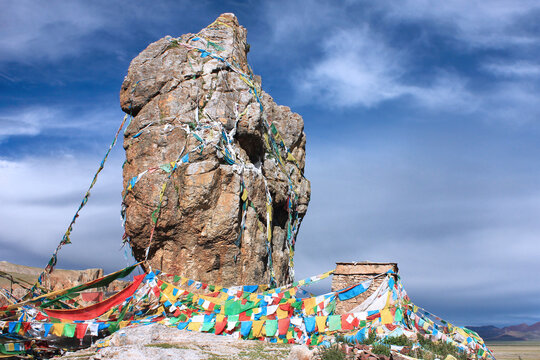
[[57, 324, 310, 360]]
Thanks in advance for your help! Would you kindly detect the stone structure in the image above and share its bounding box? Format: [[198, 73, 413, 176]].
[[331, 262, 398, 314], [120, 14, 310, 287]]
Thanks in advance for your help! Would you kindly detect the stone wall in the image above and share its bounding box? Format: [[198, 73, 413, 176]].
[[331, 262, 398, 314]]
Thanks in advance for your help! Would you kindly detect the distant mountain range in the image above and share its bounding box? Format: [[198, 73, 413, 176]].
[[467, 322, 540, 341]]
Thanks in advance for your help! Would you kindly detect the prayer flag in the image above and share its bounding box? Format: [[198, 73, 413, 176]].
[[265, 320, 278, 337], [278, 318, 290, 336]]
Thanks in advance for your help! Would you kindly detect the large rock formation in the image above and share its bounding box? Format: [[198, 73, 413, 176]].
[[120, 14, 310, 286]]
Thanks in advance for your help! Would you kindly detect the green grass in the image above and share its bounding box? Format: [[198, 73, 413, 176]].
[[315, 344, 346, 360], [417, 335, 467, 360]]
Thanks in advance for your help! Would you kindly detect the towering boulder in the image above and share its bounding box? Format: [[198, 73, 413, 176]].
[[120, 13, 310, 286]]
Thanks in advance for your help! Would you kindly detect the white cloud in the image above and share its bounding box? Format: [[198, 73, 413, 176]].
[[0, 0, 199, 64], [381, 0, 540, 48], [0, 107, 63, 139], [0, 105, 124, 141], [297, 27, 406, 107], [296, 27, 476, 111], [483, 61, 540, 77], [0, 1, 107, 62], [0, 155, 128, 272]]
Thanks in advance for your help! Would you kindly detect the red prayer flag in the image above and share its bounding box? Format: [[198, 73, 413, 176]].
[[44, 274, 144, 321], [341, 314, 354, 331], [278, 318, 290, 336], [215, 320, 227, 335], [75, 323, 88, 339], [21, 322, 31, 334]]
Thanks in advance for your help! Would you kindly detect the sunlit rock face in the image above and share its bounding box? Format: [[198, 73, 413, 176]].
[[120, 13, 310, 287]]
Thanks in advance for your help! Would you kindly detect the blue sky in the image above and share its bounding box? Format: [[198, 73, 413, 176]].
[[1, 0, 539, 327]]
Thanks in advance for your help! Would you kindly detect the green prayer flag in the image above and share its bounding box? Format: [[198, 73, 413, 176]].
[[200, 322, 214, 332], [159, 164, 172, 173], [291, 300, 302, 310], [265, 320, 278, 337], [63, 323, 76, 338], [395, 308, 403, 322], [224, 299, 256, 315], [325, 301, 336, 315], [173, 275, 181, 283], [108, 322, 119, 334], [328, 315, 341, 331], [358, 320, 366, 328]]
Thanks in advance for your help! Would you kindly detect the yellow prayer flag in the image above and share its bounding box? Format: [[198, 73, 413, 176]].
[[315, 316, 327, 333], [303, 297, 316, 316], [380, 308, 393, 324], [286, 329, 293, 340], [276, 307, 288, 319], [187, 322, 201, 331], [52, 323, 64, 337], [119, 321, 130, 329], [252, 320, 265, 337]]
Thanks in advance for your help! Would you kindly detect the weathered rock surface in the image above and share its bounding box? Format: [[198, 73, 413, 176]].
[[59, 323, 294, 360], [120, 13, 310, 286]]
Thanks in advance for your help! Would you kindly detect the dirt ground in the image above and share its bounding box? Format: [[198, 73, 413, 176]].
[[486, 341, 540, 360], [57, 323, 302, 360]]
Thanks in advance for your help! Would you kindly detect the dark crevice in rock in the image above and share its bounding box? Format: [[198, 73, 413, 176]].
[[272, 197, 289, 230], [236, 132, 265, 165]]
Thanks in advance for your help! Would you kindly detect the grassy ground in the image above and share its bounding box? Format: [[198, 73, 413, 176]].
[[486, 341, 540, 360]]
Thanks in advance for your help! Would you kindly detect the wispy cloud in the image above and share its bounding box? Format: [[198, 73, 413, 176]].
[[0, 155, 128, 272], [380, 0, 540, 48], [0, 1, 109, 63], [263, 0, 540, 124], [297, 27, 406, 108], [0, 105, 123, 142], [296, 27, 475, 111], [483, 61, 540, 78], [0, 0, 203, 64]]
